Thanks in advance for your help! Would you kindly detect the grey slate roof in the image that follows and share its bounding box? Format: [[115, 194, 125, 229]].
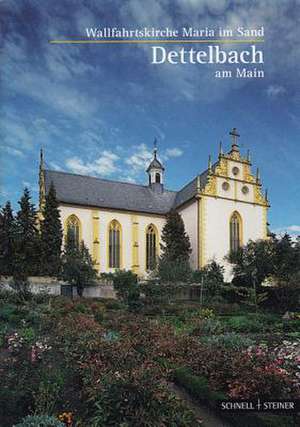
[[44, 166, 210, 215], [174, 170, 209, 207], [45, 170, 176, 215]]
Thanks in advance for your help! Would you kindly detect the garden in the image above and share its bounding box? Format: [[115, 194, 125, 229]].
[[0, 289, 299, 426], [0, 187, 299, 426]]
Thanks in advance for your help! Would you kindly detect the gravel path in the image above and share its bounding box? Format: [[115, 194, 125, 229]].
[[168, 382, 231, 427]]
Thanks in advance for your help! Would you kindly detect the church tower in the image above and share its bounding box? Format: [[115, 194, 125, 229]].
[[146, 140, 164, 193]]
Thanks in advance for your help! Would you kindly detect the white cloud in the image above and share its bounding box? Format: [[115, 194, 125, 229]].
[[266, 85, 286, 97], [273, 225, 300, 237], [65, 151, 119, 177], [286, 225, 300, 232], [125, 144, 153, 173], [119, 175, 137, 184], [2, 34, 99, 119], [49, 162, 63, 171], [0, 146, 25, 158], [178, 0, 228, 15], [164, 147, 183, 158]]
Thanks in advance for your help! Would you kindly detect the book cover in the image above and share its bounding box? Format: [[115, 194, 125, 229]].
[[0, 1, 299, 426]]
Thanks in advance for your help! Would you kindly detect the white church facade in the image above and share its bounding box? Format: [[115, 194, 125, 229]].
[[39, 128, 269, 280]]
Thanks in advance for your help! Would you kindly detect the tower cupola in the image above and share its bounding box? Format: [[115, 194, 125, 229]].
[[146, 139, 164, 193]]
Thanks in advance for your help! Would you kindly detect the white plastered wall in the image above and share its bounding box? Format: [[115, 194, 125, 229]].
[[203, 194, 265, 281], [59, 205, 165, 276], [178, 201, 198, 269]]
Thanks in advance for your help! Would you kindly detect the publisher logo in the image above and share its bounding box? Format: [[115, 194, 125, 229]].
[[217, 399, 299, 414]]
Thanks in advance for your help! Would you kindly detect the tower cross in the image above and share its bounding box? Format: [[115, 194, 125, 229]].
[[229, 127, 240, 146], [153, 138, 158, 158]]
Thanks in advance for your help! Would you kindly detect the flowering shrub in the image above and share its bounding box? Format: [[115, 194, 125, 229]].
[[226, 341, 300, 399], [272, 340, 300, 397], [190, 318, 224, 336], [7, 332, 24, 353], [2, 294, 299, 426], [198, 308, 215, 319], [201, 333, 255, 351], [58, 412, 73, 426], [14, 415, 64, 426], [88, 367, 199, 426], [30, 338, 52, 363]]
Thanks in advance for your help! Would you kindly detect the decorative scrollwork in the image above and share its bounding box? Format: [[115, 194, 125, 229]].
[[214, 157, 228, 176]]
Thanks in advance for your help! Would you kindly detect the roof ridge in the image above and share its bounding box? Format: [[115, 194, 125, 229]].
[[45, 169, 176, 193]]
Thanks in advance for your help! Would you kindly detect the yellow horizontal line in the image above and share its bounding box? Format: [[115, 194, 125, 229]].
[[49, 39, 264, 44]]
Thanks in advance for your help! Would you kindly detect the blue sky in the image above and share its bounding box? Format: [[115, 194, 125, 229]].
[[0, 0, 299, 237]]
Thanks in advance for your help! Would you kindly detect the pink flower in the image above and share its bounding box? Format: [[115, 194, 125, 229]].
[[31, 346, 37, 363]]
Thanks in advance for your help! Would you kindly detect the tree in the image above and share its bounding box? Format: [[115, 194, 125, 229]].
[[228, 235, 300, 289], [0, 201, 15, 275], [158, 210, 191, 283], [160, 209, 191, 263], [14, 188, 41, 281], [227, 238, 276, 286], [40, 182, 63, 276], [192, 260, 225, 298], [272, 271, 300, 312], [61, 232, 97, 297], [235, 286, 269, 312], [273, 233, 299, 280]]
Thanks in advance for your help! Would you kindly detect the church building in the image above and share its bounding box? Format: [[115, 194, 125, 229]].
[[39, 128, 269, 280]]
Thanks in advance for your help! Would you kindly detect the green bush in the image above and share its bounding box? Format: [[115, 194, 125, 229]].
[[111, 270, 141, 311], [210, 302, 241, 315], [225, 315, 261, 333], [19, 327, 36, 344], [0, 289, 25, 304], [201, 333, 255, 350], [73, 302, 91, 314], [90, 303, 105, 323], [283, 318, 300, 332], [174, 367, 209, 398], [0, 303, 18, 322], [33, 367, 66, 416], [174, 367, 227, 403], [192, 318, 224, 335], [14, 415, 64, 427], [103, 299, 124, 310], [158, 258, 191, 283], [89, 374, 198, 426]]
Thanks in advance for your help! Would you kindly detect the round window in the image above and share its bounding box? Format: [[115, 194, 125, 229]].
[[242, 185, 249, 194], [222, 182, 230, 191], [232, 166, 239, 176]]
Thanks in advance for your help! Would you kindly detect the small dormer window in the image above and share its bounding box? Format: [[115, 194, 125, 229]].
[[155, 173, 161, 183]]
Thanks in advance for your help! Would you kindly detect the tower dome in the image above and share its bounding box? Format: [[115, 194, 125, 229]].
[[146, 139, 164, 192]]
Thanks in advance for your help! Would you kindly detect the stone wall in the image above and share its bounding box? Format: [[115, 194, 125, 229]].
[[0, 276, 116, 299]]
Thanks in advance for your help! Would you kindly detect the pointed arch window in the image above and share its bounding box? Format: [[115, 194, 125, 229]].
[[109, 220, 121, 268], [230, 212, 242, 253], [66, 215, 81, 247], [146, 224, 158, 270]]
